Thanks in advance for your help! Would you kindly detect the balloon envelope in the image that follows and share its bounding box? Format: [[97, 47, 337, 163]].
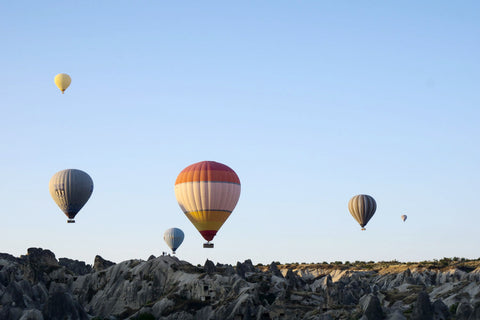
[[164, 228, 185, 253], [401, 215, 407, 222], [54, 73, 71, 94], [49, 169, 93, 222], [174, 161, 241, 242], [348, 194, 376, 230]]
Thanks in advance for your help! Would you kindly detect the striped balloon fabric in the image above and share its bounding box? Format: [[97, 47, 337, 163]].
[[174, 161, 241, 243], [49, 169, 94, 222], [348, 194, 376, 230]]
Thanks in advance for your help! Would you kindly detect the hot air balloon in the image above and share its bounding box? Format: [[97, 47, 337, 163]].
[[54, 73, 71, 94], [348, 194, 376, 230], [174, 161, 241, 248], [164, 228, 185, 254], [49, 169, 93, 223], [401, 215, 407, 222]]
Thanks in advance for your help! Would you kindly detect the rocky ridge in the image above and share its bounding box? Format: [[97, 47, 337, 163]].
[[1, 248, 480, 319]]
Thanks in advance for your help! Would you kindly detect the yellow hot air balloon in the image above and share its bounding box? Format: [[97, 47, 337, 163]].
[[401, 214, 407, 222], [174, 161, 241, 248], [348, 194, 377, 230], [49, 169, 93, 223], [54, 73, 71, 94]]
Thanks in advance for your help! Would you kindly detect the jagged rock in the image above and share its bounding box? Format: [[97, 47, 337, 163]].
[[0, 307, 24, 320], [361, 294, 383, 320], [456, 302, 473, 320], [236, 261, 246, 278], [2, 250, 480, 319], [31, 283, 48, 305], [58, 258, 92, 275], [204, 259, 216, 274], [0, 270, 9, 286], [23, 248, 58, 266], [386, 310, 406, 320], [163, 311, 194, 320], [19, 309, 44, 320], [432, 299, 450, 320], [243, 259, 256, 273], [218, 263, 235, 276], [285, 269, 305, 290], [411, 291, 433, 320], [322, 274, 332, 290], [93, 255, 115, 272], [43, 291, 89, 320], [148, 255, 156, 261], [235, 259, 257, 278], [469, 302, 480, 320], [268, 262, 283, 278], [0, 253, 18, 263], [152, 298, 175, 318], [1, 281, 27, 308]]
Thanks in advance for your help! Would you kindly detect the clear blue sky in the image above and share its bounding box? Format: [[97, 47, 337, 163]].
[[1, 1, 479, 266]]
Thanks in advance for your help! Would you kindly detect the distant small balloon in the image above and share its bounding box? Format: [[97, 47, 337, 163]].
[[348, 194, 377, 230], [401, 215, 407, 222], [164, 228, 185, 254], [49, 169, 93, 223], [54, 73, 71, 94]]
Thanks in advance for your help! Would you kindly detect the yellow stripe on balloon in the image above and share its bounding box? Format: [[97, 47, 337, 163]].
[[185, 210, 231, 231]]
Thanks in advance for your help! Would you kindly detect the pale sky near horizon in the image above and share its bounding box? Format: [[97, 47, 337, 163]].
[[1, 1, 479, 266]]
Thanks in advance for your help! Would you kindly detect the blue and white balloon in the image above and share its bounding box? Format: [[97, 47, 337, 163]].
[[164, 228, 184, 254]]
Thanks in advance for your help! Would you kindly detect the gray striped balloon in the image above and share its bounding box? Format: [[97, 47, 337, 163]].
[[49, 169, 93, 223], [348, 194, 376, 230]]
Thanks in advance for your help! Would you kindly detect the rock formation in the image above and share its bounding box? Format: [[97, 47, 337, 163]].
[[1, 248, 480, 319]]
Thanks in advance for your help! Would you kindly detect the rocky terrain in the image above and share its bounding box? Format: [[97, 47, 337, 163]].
[[1, 248, 480, 319]]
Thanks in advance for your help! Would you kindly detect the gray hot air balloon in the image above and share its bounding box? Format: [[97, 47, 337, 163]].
[[163, 228, 184, 254], [348, 194, 377, 230], [49, 169, 94, 223], [401, 214, 407, 222]]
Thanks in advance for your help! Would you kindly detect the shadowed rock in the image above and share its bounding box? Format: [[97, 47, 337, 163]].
[[432, 299, 450, 320], [204, 259, 216, 274], [269, 262, 283, 278], [236, 261, 246, 278], [43, 291, 89, 320], [23, 248, 58, 266], [0, 307, 23, 320], [469, 302, 480, 320], [93, 255, 115, 272], [387, 310, 406, 320], [411, 291, 433, 320], [58, 258, 92, 275], [287, 269, 305, 290], [236, 259, 258, 278], [361, 294, 383, 320], [456, 302, 473, 320], [2, 249, 480, 319], [0, 253, 19, 263], [19, 309, 44, 320], [1, 281, 26, 308]]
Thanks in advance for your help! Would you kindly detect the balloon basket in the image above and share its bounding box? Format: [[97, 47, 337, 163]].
[[361, 227, 366, 231], [203, 243, 214, 248], [67, 219, 75, 223]]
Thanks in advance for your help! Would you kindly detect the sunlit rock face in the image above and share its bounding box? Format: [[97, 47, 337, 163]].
[[1, 248, 480, 319]]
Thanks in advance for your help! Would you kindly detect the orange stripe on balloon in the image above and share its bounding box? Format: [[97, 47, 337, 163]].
[[175, 161, 240, 184]]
